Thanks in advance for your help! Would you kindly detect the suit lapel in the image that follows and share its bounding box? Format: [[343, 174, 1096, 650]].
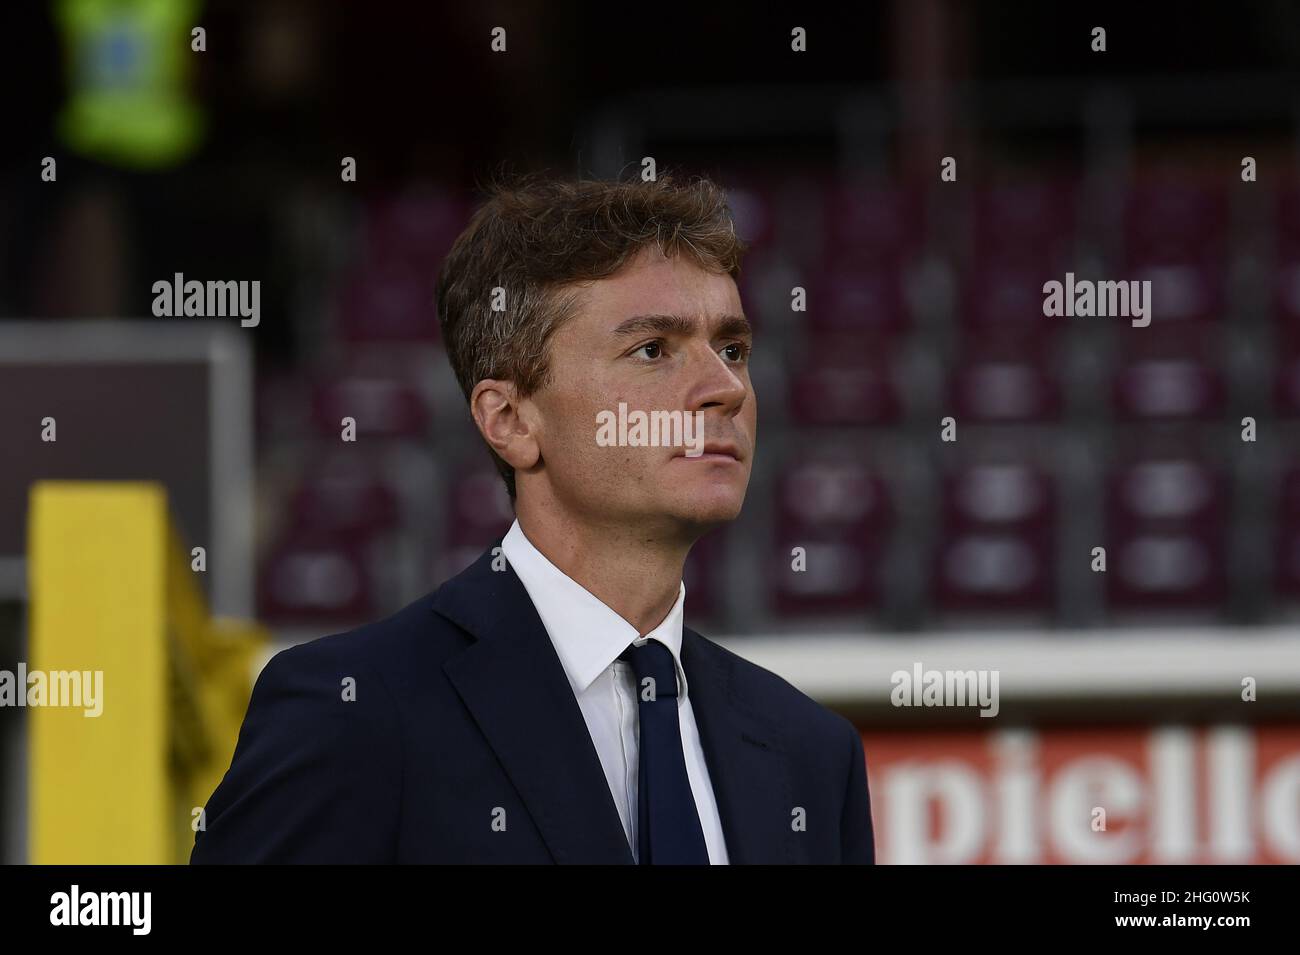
[[431, 543, 798, 865], [683, 627, 800, 864], [434, 545, 635, 864]]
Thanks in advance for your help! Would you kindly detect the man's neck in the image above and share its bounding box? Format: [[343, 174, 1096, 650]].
[[513, 504, 693, 636]]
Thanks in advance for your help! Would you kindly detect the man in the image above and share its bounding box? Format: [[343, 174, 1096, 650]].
[[191, 171, 875, 864]]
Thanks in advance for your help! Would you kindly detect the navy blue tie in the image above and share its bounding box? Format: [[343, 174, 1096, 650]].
[[619, 639, 710, 865]]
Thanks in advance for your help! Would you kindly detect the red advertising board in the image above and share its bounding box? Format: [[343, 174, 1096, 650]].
[[860, 725, 1300, 864]]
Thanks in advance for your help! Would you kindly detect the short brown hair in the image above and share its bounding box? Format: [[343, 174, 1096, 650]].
[[435, 169, 749, 500]]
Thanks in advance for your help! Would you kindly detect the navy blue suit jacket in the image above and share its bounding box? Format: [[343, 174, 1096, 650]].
[[191, 542, 875, 863]]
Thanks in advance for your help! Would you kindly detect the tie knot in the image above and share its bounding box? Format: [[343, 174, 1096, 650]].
[[618, 639, 679, 699]]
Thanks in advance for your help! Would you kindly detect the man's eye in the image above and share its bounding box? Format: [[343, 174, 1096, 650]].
[[722, 342, 750, 362], [632, 341, 662, 360]]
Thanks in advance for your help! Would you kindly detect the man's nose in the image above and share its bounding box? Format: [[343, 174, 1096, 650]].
[[685, 343, 748, 414]]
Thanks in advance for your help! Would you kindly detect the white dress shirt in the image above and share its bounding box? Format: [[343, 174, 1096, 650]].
[[500, 519, 730, 864]]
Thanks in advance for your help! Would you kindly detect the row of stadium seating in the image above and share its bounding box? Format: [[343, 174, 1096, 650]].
[[254, 178, 1300, 631]]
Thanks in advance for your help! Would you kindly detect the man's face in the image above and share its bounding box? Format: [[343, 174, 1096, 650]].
[[524, 245, 757, 539]]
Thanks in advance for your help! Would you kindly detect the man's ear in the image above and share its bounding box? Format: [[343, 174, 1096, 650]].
[[470, 379, 541, 470]]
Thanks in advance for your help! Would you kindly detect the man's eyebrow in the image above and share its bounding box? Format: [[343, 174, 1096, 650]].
[[610, 313, 753, 339]]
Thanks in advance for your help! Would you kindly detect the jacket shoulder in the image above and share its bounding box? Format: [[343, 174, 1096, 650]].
[[685, 627, 857, 747], [279, 583, 473, 705]]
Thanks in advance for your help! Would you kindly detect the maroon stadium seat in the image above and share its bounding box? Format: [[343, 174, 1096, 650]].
[[444, 467, 515, 548], [788, 346, 903, 426], [960, 258, 1062, 333], [1273, 466, 1300, 599], [259, 528, 376, 623], [1106, 456, 1228, 609], [934, 531, 1054, 612], [948, 336, 1062, 423], [310, 362, 431, 439], [682, 527, 727, 621], [1112, 354, 1225, 421], [1273, 258, 1300, 327], [771, 457, 892, 615], [724, 174, 780, 253], [1123, 180, 1228, 263], [431, 467, 515, 583], [288, 452, 401, 541], [363, 190, 471, 272], [806, 258, 911, 338], [1124, 253, 1226, 325], [823, 180, 924, 265], [943, 462, 1054, 533], [971, 179, 1078, 267], [337, 259, 440, 343], [933, 462, 1055, 612], [1109, 456, 1226, 527]]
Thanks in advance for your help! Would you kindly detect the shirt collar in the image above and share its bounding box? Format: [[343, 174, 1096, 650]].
[[500, 519, 689, 700]]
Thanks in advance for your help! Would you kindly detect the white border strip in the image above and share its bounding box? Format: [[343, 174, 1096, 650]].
[[712, 630, 1300, 701], [207, 327, 254, 617]]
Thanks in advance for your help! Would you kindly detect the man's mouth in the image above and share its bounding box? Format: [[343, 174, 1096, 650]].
[[676, 441, 742, 461]]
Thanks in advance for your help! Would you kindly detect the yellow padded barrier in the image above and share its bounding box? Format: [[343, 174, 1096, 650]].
[[27, 481, 265, 863]]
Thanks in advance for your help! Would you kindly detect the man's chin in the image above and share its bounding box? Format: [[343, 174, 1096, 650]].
[[662, 488, 747, 530]]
